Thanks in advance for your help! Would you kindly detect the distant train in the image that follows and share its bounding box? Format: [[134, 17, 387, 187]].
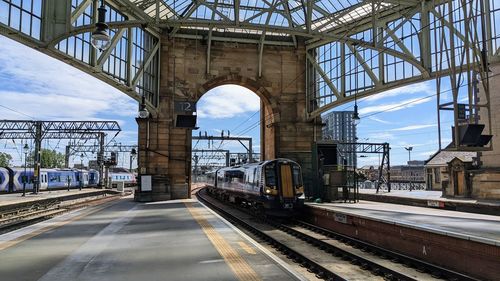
[[0, 167, 100, 192], [206, 158, 304, 215], [0, 166, 137, 193], [109, 168, 136, 186]]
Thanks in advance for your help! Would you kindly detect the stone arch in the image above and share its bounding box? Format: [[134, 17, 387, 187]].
[[195, 74, 277, 160]]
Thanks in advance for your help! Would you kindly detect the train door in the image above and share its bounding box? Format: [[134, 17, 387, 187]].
[[279, 163, 295, 199], [40, 172, 48, 190]]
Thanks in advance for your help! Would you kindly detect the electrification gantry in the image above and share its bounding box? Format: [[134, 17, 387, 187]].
[[0, 120, 121, 193]]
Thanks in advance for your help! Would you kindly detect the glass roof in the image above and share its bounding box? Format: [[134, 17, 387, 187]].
[[126, 0, 414, 37]]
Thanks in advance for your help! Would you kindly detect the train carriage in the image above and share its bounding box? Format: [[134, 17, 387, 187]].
[[0, 168, 9, 192], [207, 158, 304, 215]]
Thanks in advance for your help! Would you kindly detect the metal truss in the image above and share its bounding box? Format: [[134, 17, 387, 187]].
[[0, 120, 120, 132], [337, 142, 391, 192], [0, 119, 121, 193], [1, 0, 498, 117], [0, 132, 103, 140], [67, 144, 137, 154], [192, 134, 254, 162], [0, 120, 121, 137], [65, 143, 137, 169], [337, 142, 389, 154]]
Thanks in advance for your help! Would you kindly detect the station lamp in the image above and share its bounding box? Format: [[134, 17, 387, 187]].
[[130, 148, 137, 171], [351, 43, 361, 126], [91, 0, 111, 51], [352, 101, 360, 125], [138, 95, 149, 118], [22, 143, 29, 197]]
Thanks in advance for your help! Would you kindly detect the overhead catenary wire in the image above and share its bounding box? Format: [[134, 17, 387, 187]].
[[0, 104, 36, 120]]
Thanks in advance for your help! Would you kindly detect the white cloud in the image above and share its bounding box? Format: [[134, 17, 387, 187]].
[[0, 36, 137, 120], [365, 132, 396, 141], [390, 124, 437, 131], [367, 116, 393, 124], [363, 81, 434, 102], [197, 85, 260, 119], [419, 150, 437, 157], [359, 96, 433, 116]]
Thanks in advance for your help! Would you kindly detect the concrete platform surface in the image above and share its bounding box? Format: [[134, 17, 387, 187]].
[[359, 189, 500, 206], [358, 188, 500, 215], [0, 188, 110, 207], [307, 200, 500, 246], [0, 197, 305, 281]]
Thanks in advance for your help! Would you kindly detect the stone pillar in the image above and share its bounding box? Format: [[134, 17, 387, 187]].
[[472, 59, 500, 199], [134, 37, 318, 201]]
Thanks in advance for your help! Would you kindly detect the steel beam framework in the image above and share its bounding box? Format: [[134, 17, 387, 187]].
[[337, 142, 391, 192], [1, 0, 498, 118], [0, 120, 121, 193]]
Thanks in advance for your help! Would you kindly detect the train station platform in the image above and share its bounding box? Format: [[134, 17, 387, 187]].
[[303, 200, 500, 279], [358, 188, 500, 215], [307, 200, 500, 245], [0, 197, 305, 281]]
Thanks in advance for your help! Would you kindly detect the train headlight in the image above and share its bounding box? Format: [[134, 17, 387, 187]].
[[265, 188, 272, 194]]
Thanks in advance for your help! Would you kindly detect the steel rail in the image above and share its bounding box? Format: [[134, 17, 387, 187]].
[[267, 220, 416, 281], [196, 189, 347, 281], [198, 187, 479, 281], [293, 220, 480, 281], [0, 191, 126, 234]]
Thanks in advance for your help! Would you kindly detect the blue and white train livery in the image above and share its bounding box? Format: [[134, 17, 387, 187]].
[[0, 167, 100, 192]]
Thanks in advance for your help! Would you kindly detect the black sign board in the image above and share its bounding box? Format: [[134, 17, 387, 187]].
[[458, 103, 466, 120], [175, 101, 196, 113]]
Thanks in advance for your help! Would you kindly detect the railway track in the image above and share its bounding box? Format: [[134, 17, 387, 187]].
[[196, 188, 478, 281], [0, 191, 128, 234]]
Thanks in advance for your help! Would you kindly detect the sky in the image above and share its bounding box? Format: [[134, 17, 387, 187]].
[[0, 34, 457, 168]]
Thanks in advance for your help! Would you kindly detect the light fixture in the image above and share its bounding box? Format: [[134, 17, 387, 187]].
[[405, 146, 413, 161], [352, 102, 360, 125], [23, 143, 29, 153], [351, 43, 361, 126], [138, 95, 149, 118], [91, 1, 111, 51]]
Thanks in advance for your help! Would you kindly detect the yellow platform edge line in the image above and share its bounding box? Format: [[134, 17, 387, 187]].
[[238, 241, 257, 255], [185, 202, 261, 281]]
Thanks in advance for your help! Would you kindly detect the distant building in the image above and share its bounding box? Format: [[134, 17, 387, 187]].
[[322, 111, 357, 167], [390, 161, 425, 183], [425, 150, 477, 193]]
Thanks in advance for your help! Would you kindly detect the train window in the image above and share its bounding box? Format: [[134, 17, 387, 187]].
[[292, 165, 303, 187], [255, 169, 260, 186], [265, 163, 276, 187]]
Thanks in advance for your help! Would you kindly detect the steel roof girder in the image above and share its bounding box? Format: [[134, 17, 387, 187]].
[[234, 0, 240, 25], [240, 0, 286, 25], [131, 41, 160, 87], [429, 9, 482, 59], [172, 32, 295, 46], [97, 28, 127, 68], [346, 43, 381, 86], [306, 52, 342, 99], [169, 0, 205, 35], [305, 4, 419, 47], [41, 0, 72, 43], [71, 0, 93, 23]]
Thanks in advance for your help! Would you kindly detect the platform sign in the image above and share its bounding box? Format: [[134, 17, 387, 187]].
[[427, 200, 444, 208], [457, 103, 466, 120], [334, 213, 348, 224], [174, 101, 196, 113], [141, 175, 152, 192]]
